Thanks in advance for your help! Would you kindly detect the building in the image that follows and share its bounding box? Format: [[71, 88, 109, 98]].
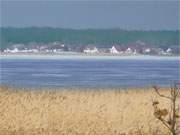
[[133, 49, 137, 55], [144, 48, 151, 53], [125, 48, 133, 54], [110, 46, 119, 54], [83, 47, 99, 54], [166, 48, 172, 54], [4, 48, 19, 53]]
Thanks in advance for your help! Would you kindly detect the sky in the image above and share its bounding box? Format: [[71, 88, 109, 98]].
[[0, 0, 179, 30]]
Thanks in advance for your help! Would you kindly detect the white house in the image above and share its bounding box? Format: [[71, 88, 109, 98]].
[[83, 47, 99, 54], [158, 48, 172, 55], [144, 48, 151, 53], [133, 49, 137, 55], [158, 48, 166, 55], [166, 48, 172, 54], [125, 48, 133, 54], [110, 46, 119, 54], [5, 48, 19, 53], [52, 49, 63, 53], [4, 48, 11, 53], [4, 48, 39, 53], [29, 49, 39, 53]]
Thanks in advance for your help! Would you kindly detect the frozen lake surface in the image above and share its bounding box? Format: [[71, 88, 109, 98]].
[[0, 56, 179, 89]]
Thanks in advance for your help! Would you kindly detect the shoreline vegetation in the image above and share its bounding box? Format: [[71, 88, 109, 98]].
[[1, 86, 179, 135], [1, 28, 179, 57]]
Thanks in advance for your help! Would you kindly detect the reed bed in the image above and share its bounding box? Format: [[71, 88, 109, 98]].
[[0, 86, 178, 135]]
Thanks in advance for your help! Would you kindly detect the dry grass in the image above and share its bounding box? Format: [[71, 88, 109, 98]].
[[0, 86, 178, 135]]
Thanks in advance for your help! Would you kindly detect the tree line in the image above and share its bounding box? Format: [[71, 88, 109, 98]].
[[0, 27, 179, 49]]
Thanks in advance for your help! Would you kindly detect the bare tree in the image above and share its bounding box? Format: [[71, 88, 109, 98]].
[[152, 83, 180, 135]]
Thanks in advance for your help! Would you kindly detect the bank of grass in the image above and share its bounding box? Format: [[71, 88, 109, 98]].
[[0, 86, 177, 135]]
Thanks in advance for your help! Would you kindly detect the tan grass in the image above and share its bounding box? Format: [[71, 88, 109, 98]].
[[0, 87, 178, 135]]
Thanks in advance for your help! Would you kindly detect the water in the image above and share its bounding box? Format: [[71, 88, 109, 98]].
[[0, 57, 180, 89]]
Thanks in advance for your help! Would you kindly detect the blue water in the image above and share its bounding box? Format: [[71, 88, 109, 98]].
[[0, 58, 179, 89]]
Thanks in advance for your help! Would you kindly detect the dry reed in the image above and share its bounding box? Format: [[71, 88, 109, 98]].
[[0, 86, 178, 135]]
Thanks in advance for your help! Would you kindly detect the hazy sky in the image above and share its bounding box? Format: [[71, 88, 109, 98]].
[[1, 0, 179, 30]]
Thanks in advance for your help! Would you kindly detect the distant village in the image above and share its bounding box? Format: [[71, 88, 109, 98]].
[[1, 41, 179, 56]]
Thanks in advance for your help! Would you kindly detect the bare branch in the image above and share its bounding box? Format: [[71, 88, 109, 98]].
[[158, 118, 172, 132], [153, 86, 171, 99], [152, 83, 180, 135]]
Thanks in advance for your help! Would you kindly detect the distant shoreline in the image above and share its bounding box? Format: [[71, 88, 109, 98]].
[[0, 53, 179, 60]]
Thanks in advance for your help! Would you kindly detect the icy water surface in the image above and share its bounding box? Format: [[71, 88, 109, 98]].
[[0, 56, 179, 89]]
